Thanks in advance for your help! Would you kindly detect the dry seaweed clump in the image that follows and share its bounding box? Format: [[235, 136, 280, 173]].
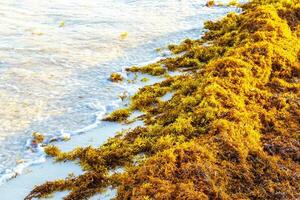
[[26, 1, 300, 200]]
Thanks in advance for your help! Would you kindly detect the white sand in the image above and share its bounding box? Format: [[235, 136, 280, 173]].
[[0, 121, 142, 200]]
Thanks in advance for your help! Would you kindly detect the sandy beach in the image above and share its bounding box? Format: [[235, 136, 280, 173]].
[[3, 0, 298, 199]]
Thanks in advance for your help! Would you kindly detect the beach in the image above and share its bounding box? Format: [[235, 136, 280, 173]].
[[3, 0, 298, 199], [0, 0, 241, 199]]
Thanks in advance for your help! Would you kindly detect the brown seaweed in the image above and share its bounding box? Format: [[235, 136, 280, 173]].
[[26, 1, 300, 199]]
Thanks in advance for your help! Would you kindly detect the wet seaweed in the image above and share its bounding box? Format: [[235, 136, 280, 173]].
[[206, 1, 216, 7], [109, 73, 123, 82], [126, 63, 166, 76], [26, 1, 300, 199], [103, 108, 132, 122]]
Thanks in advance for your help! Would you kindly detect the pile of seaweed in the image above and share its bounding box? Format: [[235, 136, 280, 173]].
[[26, 0, 300, 199]]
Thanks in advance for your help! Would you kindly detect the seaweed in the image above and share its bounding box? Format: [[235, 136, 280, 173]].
[[140, 77, 149, 82], [206, 1, 215, 7], [103, 108, 132, 122], [32, 132, 45, 144], [228, 0, 239, 7], [26, 1, 300, 199], [109, 73, 123, 82], [126, 63, 166, 76]]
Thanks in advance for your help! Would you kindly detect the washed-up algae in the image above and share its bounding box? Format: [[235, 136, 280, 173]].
[[25, 1, 300, 199], [110, 73, 124, 82]]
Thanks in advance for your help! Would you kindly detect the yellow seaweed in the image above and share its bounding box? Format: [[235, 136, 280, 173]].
[[26, 1, 300, 199], [110, 72, 124, 82]]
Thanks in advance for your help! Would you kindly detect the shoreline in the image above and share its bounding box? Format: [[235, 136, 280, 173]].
[[25, 0, 300, 199], [0, 121, 141, 199], [3, 0, 300, 199], [0, 0, 239, 182], [0, 1, 242, 192]]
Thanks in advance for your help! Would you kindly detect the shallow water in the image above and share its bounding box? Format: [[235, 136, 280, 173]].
[[0, 0, 238, 184]]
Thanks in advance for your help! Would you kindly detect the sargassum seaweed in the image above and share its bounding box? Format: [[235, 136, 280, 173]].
[[26, 0, 300, 199]]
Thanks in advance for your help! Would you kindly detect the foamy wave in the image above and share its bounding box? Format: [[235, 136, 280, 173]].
[[0, 52, 167, 185], [0, 85, 125, 186]]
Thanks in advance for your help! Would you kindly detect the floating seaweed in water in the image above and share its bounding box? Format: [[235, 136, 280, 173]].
[[109, 72, 124, 82], [206, 1, 215, 7], [26, 0, 300, 199]]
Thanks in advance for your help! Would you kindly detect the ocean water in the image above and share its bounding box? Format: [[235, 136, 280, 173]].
[[0, 0, 239, 184]]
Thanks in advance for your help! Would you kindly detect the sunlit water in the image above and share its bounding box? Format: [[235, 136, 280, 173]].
[[0, 0, 239, 184]]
